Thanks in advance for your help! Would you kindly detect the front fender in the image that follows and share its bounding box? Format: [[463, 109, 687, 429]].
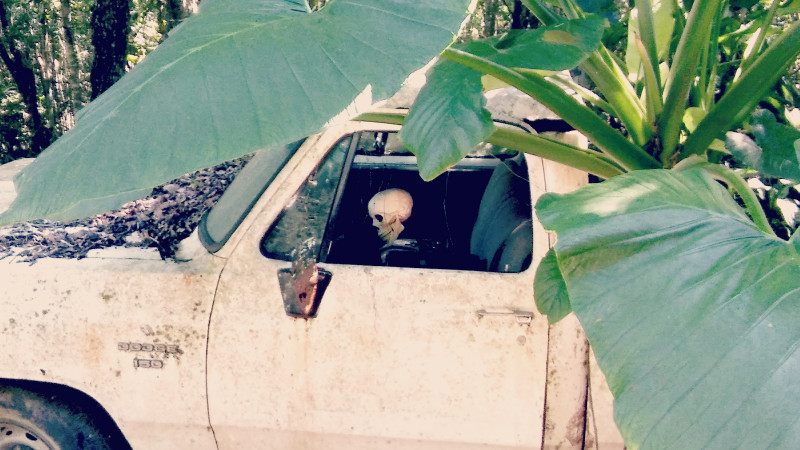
[[0, 253, 223, 449]]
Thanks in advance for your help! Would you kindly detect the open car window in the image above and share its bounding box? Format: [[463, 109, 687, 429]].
[[261, 129, 534, 273]]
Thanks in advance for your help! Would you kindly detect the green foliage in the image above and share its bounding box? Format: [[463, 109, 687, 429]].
[[0, 0, 471, 224], [398, 60, 494, 180], [462, 16, 608, 70], [401, 17, 608, 180], [0, 0, 88, 160], [533, 248, 570, 324], [90, 0, 133, 99], [394, 0, 800, 447], [536, 168, 800, 448], [0, 83, 27, 164], [0, 0, 194, 162], [727, 109, 800, 182]]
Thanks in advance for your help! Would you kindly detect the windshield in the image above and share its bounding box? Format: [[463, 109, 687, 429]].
[[198, 139, 303, 252]]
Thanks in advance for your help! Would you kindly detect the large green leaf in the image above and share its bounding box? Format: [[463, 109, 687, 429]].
[[533, 247, 572, 324], [0, 0, 470, 224], [398, 60, 494, 181], [536, 168, 800, 448], [464, 16, 607, 70], [400, 17, 606, 180]]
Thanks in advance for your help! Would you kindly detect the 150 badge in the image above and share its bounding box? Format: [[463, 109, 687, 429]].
[[118, 341, 180, 369]]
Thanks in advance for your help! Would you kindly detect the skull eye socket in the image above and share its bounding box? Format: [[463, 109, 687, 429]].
[[374, 214, 384, 222]]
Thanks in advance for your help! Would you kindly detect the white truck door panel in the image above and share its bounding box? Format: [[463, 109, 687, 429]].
[[209, 250, 547, 449], [207, 126, 553, 448]]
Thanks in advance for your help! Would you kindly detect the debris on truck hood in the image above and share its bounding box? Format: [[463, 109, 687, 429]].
[[0, 156, 251, 262]]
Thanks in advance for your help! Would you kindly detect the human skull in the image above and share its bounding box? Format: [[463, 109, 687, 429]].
[[367, 188, 413, 244]]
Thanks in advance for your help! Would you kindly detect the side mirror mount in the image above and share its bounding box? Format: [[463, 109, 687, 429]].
[[277, 240, 331, 319]]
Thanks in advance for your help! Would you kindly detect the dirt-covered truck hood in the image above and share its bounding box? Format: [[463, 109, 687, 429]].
[[0, 156, 249, 263]]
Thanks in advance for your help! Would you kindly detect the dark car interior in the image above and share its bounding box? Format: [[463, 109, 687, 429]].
[[322, 131, 534, 273]]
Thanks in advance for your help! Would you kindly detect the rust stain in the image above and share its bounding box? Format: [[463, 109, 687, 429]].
[[86, 330, 104, 369], [182, 272, 203, 287], [100, 290, 115, 302], [566, 408, 586, 446]]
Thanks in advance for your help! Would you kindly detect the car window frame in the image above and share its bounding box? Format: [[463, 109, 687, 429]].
[[259, 121, 537, 273], [259, 133, 359, 262]]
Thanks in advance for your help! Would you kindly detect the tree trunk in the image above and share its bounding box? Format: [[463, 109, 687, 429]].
[[57, 0, 82, 129], [36, 2, 58, 136], [0, 0, 53, 157], [511, 0, 524, 29], [90, 0, 131, 99], [484, 0, 497, 37], [510, 0, 538, 30]]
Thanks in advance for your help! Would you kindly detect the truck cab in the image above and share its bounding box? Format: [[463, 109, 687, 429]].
[[0, 110, 622, 449]]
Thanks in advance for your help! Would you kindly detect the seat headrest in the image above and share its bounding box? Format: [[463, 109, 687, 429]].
[[470, 157, 532, 272]]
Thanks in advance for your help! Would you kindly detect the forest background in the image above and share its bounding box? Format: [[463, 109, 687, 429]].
[[0, 0, 205, 162], [4, 0, 797, 161]]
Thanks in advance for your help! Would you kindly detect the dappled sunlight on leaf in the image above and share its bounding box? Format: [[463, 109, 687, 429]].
[[401, 17, 605, 180], [536, 168, 800, 448], [0, 0, 471, 224], [577, 179, 656, 218]]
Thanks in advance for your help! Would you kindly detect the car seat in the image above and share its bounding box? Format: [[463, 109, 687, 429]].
[[469, 156, 533, 273]]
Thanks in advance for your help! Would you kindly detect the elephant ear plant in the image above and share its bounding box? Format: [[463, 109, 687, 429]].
[[362, 0, 800, 447], [0, 0, 473, 225]]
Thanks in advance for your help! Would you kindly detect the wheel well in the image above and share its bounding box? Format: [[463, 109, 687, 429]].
[[0, 378, 131, 449]]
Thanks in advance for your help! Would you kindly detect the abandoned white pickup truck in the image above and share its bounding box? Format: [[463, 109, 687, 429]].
[[0, 104, 623, 449]]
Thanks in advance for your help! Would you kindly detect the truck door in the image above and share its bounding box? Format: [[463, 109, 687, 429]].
[[206, 125, 555, 449]]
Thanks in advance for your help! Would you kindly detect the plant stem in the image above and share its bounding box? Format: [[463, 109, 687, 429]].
[[735, 0, 780, 82], [674, 158, 775, 236], [356, 110, 625, 179], [524, 0, 649, 146], [442, 47, 660, 171], [580, 49, 651, 147], [634, 34, 663, 124], [659, 0, 722, 166], [487, 127, 624, 179], [354, 111, 404, 126], [544, 72, 615, 117], [683, 20, 800, 158], [519, 0, 561, 25], [635, 0, 661, 89]]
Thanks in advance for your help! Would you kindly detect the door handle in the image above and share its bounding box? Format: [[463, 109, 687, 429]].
[[476, 308, 534, 325]]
